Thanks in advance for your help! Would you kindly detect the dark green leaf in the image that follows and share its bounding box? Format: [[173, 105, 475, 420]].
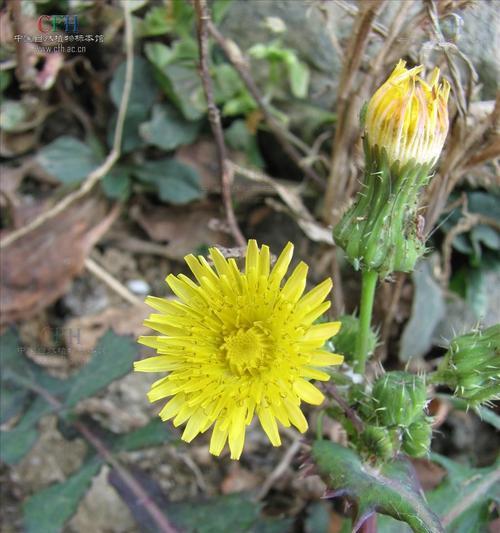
[[112, 418, 177, 452], [37, 136, 100, 184], [64, 331, 137, 408], [135, 158, 204, 204], [312, 440, 443, 533], [144, 42, 205, 121], [139, 103, 200, 151], [141, 5, 170, 36], [0, 425, 39, 465], [109, 56, 157, 118], [101, 167, 132, 200], [225, 120, 264, 168], [169, 494, 260, 533], [23, 458, 101, 533], [0, 70, 12, 92]]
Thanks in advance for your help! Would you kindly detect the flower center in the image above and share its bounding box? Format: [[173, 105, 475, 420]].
[[223, 326, 269, 376]]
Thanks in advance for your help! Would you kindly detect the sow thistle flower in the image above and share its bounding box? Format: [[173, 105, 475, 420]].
[[135, 240, 342, 459], [334, 60, 451, 276]]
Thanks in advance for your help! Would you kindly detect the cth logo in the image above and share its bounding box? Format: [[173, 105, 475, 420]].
[[37, 15, 79, 33]]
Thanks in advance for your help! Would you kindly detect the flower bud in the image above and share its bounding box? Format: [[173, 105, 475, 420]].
[[372, 371, 427, 427], [334, 61, 451, 277], [435, 325, 500, 406], [402, 418, 433, 457], [360, 425, 394, 460], [365, 60, 450, 168]]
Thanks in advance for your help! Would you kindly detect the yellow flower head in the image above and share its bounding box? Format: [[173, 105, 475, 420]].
[[365, 60, 450, 167], [135, 240, 342, 460]]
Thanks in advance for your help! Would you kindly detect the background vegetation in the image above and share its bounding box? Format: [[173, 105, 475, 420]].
[[0, 0, 498, 532]]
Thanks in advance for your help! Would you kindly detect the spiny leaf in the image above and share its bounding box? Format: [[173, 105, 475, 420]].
[[312, 440, 443, 533]]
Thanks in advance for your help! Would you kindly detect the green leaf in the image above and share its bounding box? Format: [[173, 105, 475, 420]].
[[427, 454, 500, 532], [23, 458, 101, 533], [225, 120, 264, 168], [37, 136, 100, 184], [112, 418, 177, 452], [139, 103, 200, 151], [135, 158, 204, 204], [0, 100, 28, 131], [144, 42, 205, 121], [64, 331, 137, 408], [169, 494, 288, 533], [101, 167, 132, 200], [109, 56, 157, 119], [0, 425, 39, 465], [286, 57, 309, 98], [141, 5, 170, 36], [0, 70, 12, 92], [312, 440, 443, 533]]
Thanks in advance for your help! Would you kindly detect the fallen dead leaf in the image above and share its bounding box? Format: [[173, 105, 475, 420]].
[[0, 195, 119, 326], [130, 201, 231, 260]]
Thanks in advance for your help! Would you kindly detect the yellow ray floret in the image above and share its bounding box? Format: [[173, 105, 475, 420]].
[[365, 59, 450, 167], [135, 240, 343, 460]]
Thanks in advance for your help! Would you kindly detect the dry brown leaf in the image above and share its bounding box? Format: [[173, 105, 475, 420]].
[[130, 202, 231, 260], [0, 195, 118, 326]]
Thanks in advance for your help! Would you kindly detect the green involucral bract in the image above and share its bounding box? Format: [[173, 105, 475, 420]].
[[333, 140, 433, 278], [372, 371, 427, 427], [433, 324, 500, 406]]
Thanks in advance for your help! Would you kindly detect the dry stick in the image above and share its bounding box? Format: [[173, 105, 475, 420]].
[[205, 20, 325, 190], [0, 3, 135, 250], [323, 0, 386, 226], [25, 382, 178, 533], [323, 382, 364, 433], [256, 438, 302, 501], [193, 0, 245, 248], [84, 257, 142, 306]]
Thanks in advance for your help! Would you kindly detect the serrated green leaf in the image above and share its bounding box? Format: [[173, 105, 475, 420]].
[[64, 331, 137, 408], [23, 458, 101, 533], [312, 440, 443, 533], [135, 158, 204, 204], [139, 103, 200, 151], [37, 136, 100, 184], [427, 453, 500, 532]]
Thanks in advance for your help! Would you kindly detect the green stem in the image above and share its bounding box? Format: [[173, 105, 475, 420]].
[[354, 269, 378, 374]]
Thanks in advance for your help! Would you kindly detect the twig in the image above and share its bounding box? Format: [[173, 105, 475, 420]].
[[323, 382, 364, 433], [205, 19, 325, 189], [0, 3, 134, 250], [256, 438, 302, 501], [193, 0, 245, 248], [84, 257, 142, 306], [19, 381, 178, 533], [323, 0, 386, 225]]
